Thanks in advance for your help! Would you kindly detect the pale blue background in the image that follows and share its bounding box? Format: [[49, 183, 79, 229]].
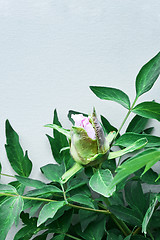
[[0, 1, 160, 239]]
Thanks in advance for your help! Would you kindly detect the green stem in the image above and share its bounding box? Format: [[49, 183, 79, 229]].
[[148, 229, 154, 240], [64, 233, 83, 240], [114, 96, 138, 141], [0, 173, 15, 178], [60, 183, 68, 203], [0, 192, 110, 215], [132, 227, 141, 236], [111, 215, 131, 237], [68, 203, 110, 214], [61, 162, 83, 183], [103, 197, 131, 236], [0, 193, 57, 202], [154, 201, 160, 211], [98, 202, 108, 210]]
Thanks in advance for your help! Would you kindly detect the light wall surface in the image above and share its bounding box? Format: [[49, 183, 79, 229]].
[[0, 1, 160, 239]]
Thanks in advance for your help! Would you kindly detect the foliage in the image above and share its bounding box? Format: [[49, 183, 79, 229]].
[[1, 52, 160, 240]]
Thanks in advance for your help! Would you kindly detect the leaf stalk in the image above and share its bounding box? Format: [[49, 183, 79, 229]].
[[114, 96, 138, 141]]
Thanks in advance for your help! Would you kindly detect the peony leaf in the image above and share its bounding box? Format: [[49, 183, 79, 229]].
[[136, 52, 160, 97], [37, 201, 66, 226], [108, 138, 148, 159], [115, 132, 160, 148], [5, 120, 32, 177], [89, 169, 116, 197], [45, 124, 71, 139], [108, 148, 160, 190], [132, 101, 160, 121], [90, 86, 130, 109], [142, 197, 157, 234]]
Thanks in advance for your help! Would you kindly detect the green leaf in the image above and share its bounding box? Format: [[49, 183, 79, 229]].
[[109, 205, 142, 226], [45, 124, 71, 139], [47, 109, 73, 168], [0, 184, 18, 195], [89, 169, 116, 197], [23, 186, 62, 213], [126, 115, 149, 133], [29, 201, 43, 217], [108, 148, 160, 189], [25, 185, 62, 197], [66, 178, 87, 192], [135, 168, 160, 185], [132, 236, 150, 240], [32, 231, 49, 240], [53, 109, 63, 138], [143, 127, 154, 134], [142, 154, 160, 176], [15, 175, 46, 189], [68, 185, 91, 201], [154, 228, 160, 240], [76, 216, 106, 240], [46, 205, 71, 224], [136, 52, 160, 97], [37, 201, 66, 226], [41, 164, 65, 183], [102, 158, 116, 172], [132, 101, 160, 121], [115, 132, 160, 148], [79, 210, 97, 232], [108, 191, 124, 206], [0, 196, 24, 240], [124, 181, 145, 214], [106, 231, 124, 240], [90, 86, 130, 109], [148, 210, 160, 230], [46, 135, 73, 170], [124, 235, 132, 240], [51, 235, 64, 240], [69, 194, 94, 208], [156, 194, 160, 203], [108, 138, 148, 159], [47, 209, 72, 234], [101, 115, 119, 135], [46, 135, 62, 165], [5, 120, 32, 177], [142, 197, 157, 234], [9, 181, 25, 195], [14, 212, 46, 240]]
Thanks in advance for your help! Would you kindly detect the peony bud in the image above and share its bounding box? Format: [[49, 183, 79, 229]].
[[70, 109, 109, 166]]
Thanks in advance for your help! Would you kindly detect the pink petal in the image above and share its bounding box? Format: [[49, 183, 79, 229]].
[[71, 114, 96, 139]]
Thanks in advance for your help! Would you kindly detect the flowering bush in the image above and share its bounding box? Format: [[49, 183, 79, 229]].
[[0, 52, 160, 240]]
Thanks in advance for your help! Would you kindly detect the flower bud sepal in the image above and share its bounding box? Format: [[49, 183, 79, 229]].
[[61, 162, 83, 184]]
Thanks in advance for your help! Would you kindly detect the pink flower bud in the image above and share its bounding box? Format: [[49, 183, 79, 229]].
[[71, 114, 96, 140], [70, 111, 109, 166]]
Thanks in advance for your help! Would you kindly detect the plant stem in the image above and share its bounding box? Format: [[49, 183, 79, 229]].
[[0, 192, 110, 214], [154, 201, 160, 211], [111, 214, 131, 237], [60, 183, 68, 203], [64, 233, 83, 240], [132, 227, 141, 235], [0, 173, 15, 178], [148, 229, 154, 240], [103, 197, 131, 236], [0, 193, 57, 202], [68, 203, 110, 214], [61, 162, 83, 183], [114, 96, 138, 140]]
